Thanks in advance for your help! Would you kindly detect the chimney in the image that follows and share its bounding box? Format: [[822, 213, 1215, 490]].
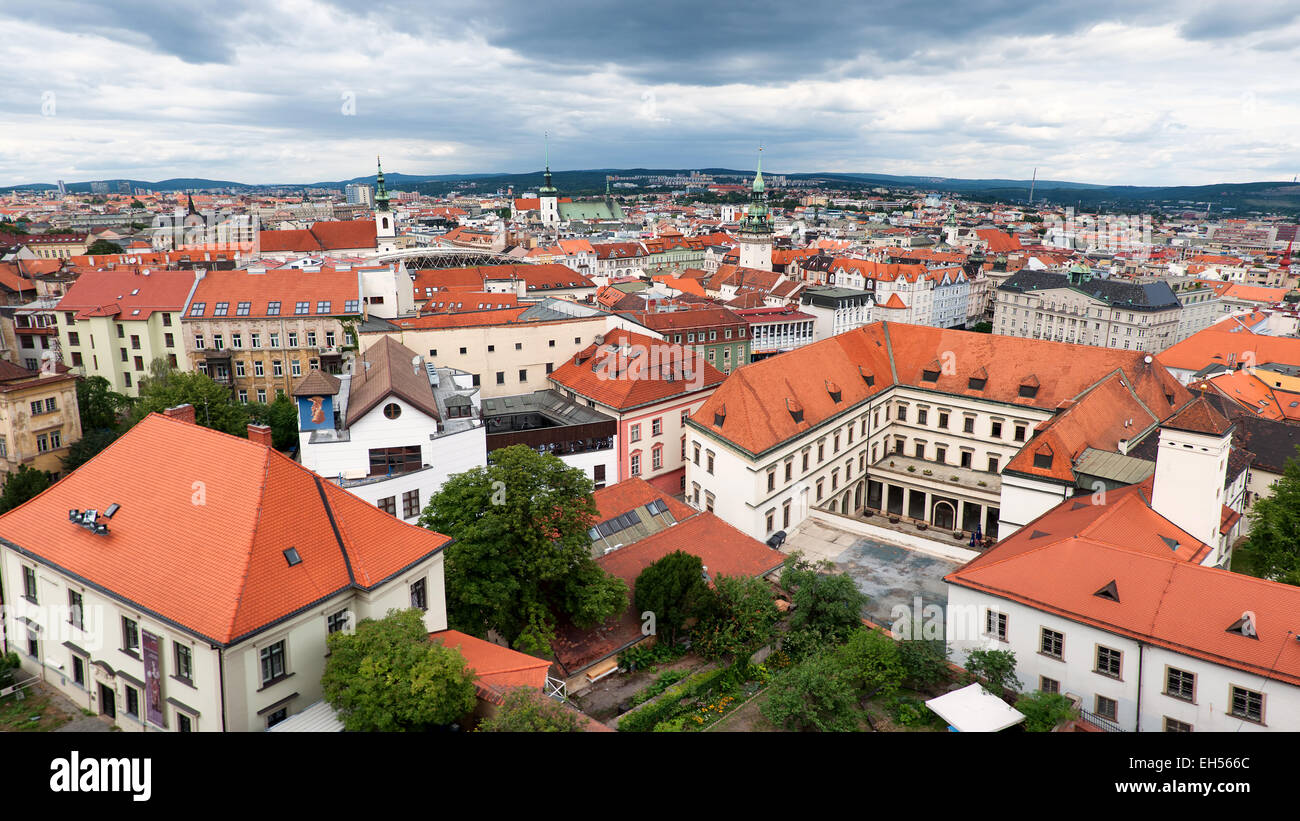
[[163, 403, 196, 425], [247, 423, 273, 448]]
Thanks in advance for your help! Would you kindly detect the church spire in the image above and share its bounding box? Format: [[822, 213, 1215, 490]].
[[375, 156, 391, 212], [752, 146, 765, 193], [539, 132, 558, 196]]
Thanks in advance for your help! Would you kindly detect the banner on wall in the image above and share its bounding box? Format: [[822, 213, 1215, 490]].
[[142, 630, 166, 728]]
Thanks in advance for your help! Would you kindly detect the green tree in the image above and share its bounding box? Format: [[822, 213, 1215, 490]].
[[418, 445, 627, 656], [131, 358, 249, 435], [692, 574, 780, 663], [1239, 450, 1300, 585], [835, 627, 905, 700], [76, 375, 131, 432], [762, 651, 859, 732], [246, 394, 300, 451], [964, 648, 1021, 698], [896, 637, 951, 691], [130, 199, 144, 209], [86, 239, 124, 255], [321, 608, 477, 731], [781, 552, 869, 642], [971, 321, 993, 334], [1015, 691, 1077, 732], [478, 687, 585, 732], [61, 428, 123, 473], [633, 550, 711, 646], [0, 465, 52, 514]]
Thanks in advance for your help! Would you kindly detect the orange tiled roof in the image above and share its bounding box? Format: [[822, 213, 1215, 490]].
[[946, 483, 1300, 687], [429, 629, 551, 703], [57, 268, 198, 320], [187, 268, 361, 319], [0, 413, 451, 645], [693, 321, 1188, 457], [548, 327, 725, 411], [258, 219, 377, 253]]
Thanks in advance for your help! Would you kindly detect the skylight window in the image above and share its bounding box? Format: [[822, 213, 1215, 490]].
[[236, 301, 251, 316], [317, 301, 331, 314], [345, 299, 360, 313], [295, 301, 310, 315], [283, 547, 302, 566], [266, 301, 281, 316], [189, 302, 206, 316], [213, 302, 229, 316]]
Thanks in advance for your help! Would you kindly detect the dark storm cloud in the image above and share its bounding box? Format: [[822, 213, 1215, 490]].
[[329, 0, 1173, 85], [3, 0, 255, 64]]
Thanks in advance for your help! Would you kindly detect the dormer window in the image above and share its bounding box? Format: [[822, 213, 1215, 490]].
[[1019, 375, 1040, 399], [713, 404, 726, 427], [921, 359, 941, 382], [968, 366, 988, 391], [826, 380, 841, 403], [1032, 445, 1053, 469], [787, 398, 804, 424], [858, 365, 874, 386]]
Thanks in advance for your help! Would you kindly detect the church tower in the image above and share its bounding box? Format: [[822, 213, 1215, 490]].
[[943, 206, 960, 247], [539, 133, 560, 228], [374, 156, 398, 253], [736, 149, 773, 271]]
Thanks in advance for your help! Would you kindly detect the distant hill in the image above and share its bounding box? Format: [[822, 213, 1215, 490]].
[[4, 169, 1299, 214]]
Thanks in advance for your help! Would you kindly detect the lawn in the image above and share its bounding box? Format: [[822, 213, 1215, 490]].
[[0, 690, 72, 732]]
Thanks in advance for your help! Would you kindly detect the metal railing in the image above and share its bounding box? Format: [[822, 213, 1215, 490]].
[[1078, 709, 1124, 732]]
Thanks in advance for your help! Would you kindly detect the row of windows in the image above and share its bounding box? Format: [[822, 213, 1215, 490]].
[[195, 330, 345, 350], [429, 338, 581, 360], [189, 299, 359, 318], [986, 611, 1268, 724], [670, 327, 746, 343]]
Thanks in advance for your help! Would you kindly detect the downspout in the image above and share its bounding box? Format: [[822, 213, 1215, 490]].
[[217, 645, 228, 733], [1135, 641, 1144, 733]]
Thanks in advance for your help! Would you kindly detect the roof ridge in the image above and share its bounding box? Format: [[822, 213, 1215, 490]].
[[225, 446, 273, 643]]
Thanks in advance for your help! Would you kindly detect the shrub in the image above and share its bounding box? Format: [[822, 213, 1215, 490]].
[[964, 649, 1021, 697], [888, 695, 934, 727], [618, 667, 730, 732], [1015, 691, 1077, 732], [761, 652, 858, 732]]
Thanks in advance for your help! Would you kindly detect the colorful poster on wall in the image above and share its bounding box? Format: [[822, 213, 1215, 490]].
[[142, 630, 165, 728]]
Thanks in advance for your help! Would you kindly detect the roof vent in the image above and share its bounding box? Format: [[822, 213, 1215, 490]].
[[1028, 529, 1050, 540], [1070, 501, 1089, 511], [858, 365, 875, 386], [1226, 611, 1258, 639], [283, 547, 302, 567], [1093, 580, 1120, 602], [1159, 535, 1180, 552], [68, 508, 110, 535]]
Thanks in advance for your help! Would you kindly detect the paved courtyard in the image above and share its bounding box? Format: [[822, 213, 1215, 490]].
[[783, 519, 962, 636]]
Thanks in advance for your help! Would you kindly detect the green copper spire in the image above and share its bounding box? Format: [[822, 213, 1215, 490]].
[[740, 148, 772, 236], [375, 156, 391, 212], [539, 132, 558, 196]]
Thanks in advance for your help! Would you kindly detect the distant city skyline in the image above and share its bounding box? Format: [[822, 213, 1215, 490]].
[[2, 1, 1298, 187]]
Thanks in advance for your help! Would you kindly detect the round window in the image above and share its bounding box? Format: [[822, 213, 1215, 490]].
[[383, 403, 402, 419]]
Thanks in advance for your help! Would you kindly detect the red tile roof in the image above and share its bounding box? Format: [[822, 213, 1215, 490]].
[[186, 268, 361, 319], [0, 413, 451, 645], [548, 327, 726, 411], [258, 220, 377, 253], [429, 629, 551, 704], [946, 484, 1300, 687], [693, 321, 1189, 457], [56, 268, 198, 320]]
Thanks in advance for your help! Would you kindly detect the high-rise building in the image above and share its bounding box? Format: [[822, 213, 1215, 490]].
[[345, 183, 373, 206]]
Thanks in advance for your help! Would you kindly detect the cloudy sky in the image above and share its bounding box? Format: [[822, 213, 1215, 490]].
[[2, 0, 1299, 187]]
